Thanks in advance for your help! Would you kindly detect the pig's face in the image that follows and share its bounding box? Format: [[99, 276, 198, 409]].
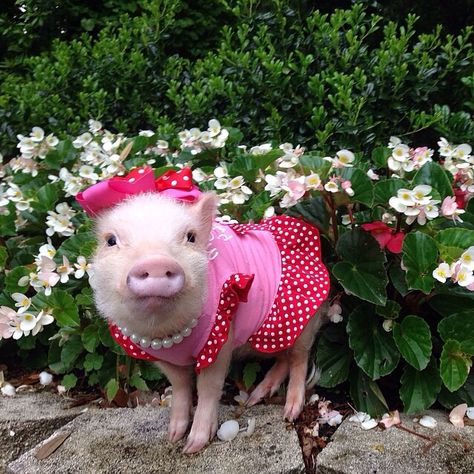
[[91, 192, 217, 338]]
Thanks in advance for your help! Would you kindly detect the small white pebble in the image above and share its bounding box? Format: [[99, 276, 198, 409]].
[[57, 385, 66, 394], [9, 430, 15, 437], [309, 393, 320, 404], [361, 418, 378, 430], [419, 415, 437, 429], [245, 418, 256, 436], [217, 420, 240, 441], [39, 371, 53, 386], [349, 412, 370, 423], [327, 412, 343, 427], [1, 384, 16, 397], [467, 407, 474, 420]]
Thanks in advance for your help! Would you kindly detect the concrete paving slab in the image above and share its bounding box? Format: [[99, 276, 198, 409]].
[[317, 409, 474, 474], [7, 404, 304, 474], [0, 392, 85, 473]]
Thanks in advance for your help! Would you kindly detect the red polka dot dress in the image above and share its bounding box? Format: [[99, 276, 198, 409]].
[[109, 215, 330, 372]]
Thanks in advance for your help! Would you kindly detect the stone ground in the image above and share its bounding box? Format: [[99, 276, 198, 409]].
[[2, 392, 474, 474]]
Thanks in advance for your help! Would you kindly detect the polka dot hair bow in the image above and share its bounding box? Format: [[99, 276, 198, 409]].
[[76, 166, 201, 216]]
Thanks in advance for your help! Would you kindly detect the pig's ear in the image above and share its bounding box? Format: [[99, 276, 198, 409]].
[[191, 192, 218, 240]]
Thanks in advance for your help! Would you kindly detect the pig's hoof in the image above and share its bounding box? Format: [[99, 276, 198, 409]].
[[168, 419, 189, 443], [182, 433, 210, 454], [283, 393, 304, 421]]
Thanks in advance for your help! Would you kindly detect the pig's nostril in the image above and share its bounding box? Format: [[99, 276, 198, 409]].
[[166, 271, 172, 278], [140, 272, 149, 279]]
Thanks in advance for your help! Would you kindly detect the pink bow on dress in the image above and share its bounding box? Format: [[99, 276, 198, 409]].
[[76, 166, 201, 216]]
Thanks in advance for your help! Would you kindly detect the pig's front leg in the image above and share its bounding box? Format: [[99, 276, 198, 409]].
[[183, 330, 234, 454], [156, 360, 193, 442]]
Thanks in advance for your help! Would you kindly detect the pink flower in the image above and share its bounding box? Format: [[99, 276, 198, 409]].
[[361, 221, 405, 253], [341, 180, 354, 196], [0, 306, 16, 339], [441, 196, 465, 222]]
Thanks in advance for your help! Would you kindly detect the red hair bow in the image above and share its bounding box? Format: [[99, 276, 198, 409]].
[[76, 166, 201, 216]]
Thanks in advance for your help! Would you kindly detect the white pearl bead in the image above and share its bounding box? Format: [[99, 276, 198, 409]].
[[140, 337, 151, 348], [162, 337, 173, 348], [130, 334, 139, 343], [190, 318, 198, 328], [151, 339, 162, 350], [121, 327, 129, 335], [172, 334, 183, 344], [181, 327, 192, 337]]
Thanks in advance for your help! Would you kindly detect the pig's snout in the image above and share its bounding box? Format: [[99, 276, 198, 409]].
[[127, 256, 185, 298]]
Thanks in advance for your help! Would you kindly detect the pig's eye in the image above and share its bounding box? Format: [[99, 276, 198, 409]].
[[186, 232, 196, 243], [106, 235, 117, 247]]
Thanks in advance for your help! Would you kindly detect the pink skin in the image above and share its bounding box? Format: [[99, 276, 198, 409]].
[[91, 192, 328, 453]]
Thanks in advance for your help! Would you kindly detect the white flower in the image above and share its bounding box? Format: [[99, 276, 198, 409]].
[[388, 136, 402, 149], [250, 143, 272, 155], [138, 130, 154, 137], [31, 127, 45, 142], [234, 390, 249, 406], [367, 169, 380, 180], [452, 144, 472, 160], [19, 312, 37, 332], [57, 256, 74, 283], [454, 265, 474, 287], [192, 168, 209, 183], [324, 181, 339, 193], [459, 246, 474, 271], [391, 144, 410, 162], [88, 120, 102, 133], [32, 310, 54, 335], [305, 173, 321, 190], [383, 320, 393, 332], [36, 271, 60, 295], [214, 166, 228, 179], [361, 418, 378, 430], [263, 206, 275, 218], [73, 132, 93, 149], [39, 371, 53, 386], [411, 185, 432, 205], [74, 256, 91, 279], [229, 176, 245, 190], [79, 165, 99, 182], [11, 293, 31, 314], [432, 263, 453, 283], [208, 119, 221, 137]]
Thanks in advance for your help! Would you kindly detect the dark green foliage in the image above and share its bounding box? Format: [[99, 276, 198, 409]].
[[1, 2, 473, 156]]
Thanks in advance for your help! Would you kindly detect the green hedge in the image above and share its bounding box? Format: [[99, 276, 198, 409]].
[[1, 2, 473, 155]]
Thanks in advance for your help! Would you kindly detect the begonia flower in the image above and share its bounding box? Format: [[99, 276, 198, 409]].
[[360, 221, 405, 253]]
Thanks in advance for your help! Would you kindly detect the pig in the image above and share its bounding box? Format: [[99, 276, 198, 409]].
[[78, 166, 329, 454]]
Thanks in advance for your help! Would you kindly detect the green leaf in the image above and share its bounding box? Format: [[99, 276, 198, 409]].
[[439, 371, 474, 409], [333, 229, 388, 305], [402, 232, 438, 293], [0, 204, 16, 236], [375, 300, 401, 319], [252, 149, 284, 172], [393, 316, 432, 370], [138, 362, 163, 381], [388, 263, 410, 297], [129, 373, 149, 391], [61, 373, 78, 390], [5, 266, 31, 293], [399, 358, 442, 413], [434, 228, 474, 262], [243, 361, 261, 389], [76, 287, 93, 307], [31, 183, 59, 213], [347, 305, 400, 379], [130, 135, 152, 155], [44, 139, 76, 170], [61, 336, 83, 368], [412, 161, 453, 198], [371, 146, 391, 167], [81, 324, 100, 353], [0, 246, 7, 270], [57, 232, 96, 260], [83, 353, 104, 372], [292, 196, 329, 230], [429, 294, 474, 317], [373, 178, 408, 206], [33, 290, 80, 327], [438, 312, 474, 354], [337, 167, 374, 207], [440, 339, 472, 392], [316, 325, 351, 388], [300, 153, 332, 179], [105, 378, 119, 401], [349, 367, 388, 417]]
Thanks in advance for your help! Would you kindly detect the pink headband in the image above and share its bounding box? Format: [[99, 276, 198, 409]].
[[76, 166, 201, 216]]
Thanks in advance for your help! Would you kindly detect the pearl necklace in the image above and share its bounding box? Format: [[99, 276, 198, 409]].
[[119, 318, 198, 350]]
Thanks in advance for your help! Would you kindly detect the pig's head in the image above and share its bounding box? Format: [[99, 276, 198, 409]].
[[90, 192, 217, 338]]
